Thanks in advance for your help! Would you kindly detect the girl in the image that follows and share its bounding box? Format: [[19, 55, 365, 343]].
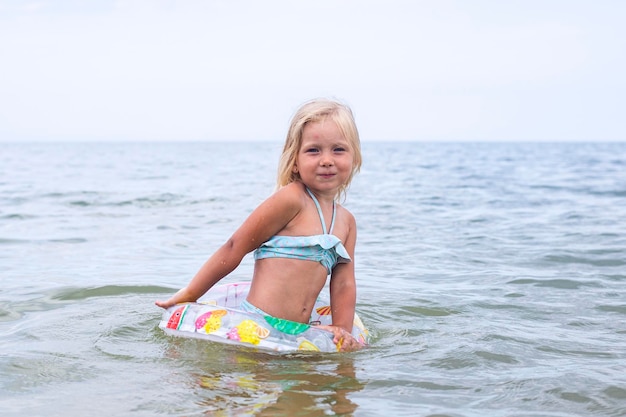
[[156, 99, 363, 351]]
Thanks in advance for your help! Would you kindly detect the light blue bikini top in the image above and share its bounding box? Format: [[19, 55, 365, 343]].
[[253, 188, 351, 275]]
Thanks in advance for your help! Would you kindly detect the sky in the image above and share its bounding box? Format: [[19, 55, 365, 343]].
[[0, 0, 625, 142]]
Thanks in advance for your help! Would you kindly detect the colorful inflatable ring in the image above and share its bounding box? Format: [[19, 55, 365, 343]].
[[159, 282, 369, 353]]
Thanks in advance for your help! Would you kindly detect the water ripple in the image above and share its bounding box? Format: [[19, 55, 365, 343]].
[[1, 142, 626, 416]]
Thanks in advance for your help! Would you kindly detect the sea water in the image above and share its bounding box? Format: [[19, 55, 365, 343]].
[[0, 141, 625, 416]]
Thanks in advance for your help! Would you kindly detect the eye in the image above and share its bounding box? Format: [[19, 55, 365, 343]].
[[334, 146, 347, 152], [304, 147, 320, 153]]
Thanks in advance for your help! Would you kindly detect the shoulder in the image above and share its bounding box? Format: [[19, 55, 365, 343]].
[[256, 182, 309, 221], [336, 203, 356, 225], [234, 183, 308, 244], [334, 203, 357, 252], [336, 203, 357, 239], [272, 182, 308, 206]]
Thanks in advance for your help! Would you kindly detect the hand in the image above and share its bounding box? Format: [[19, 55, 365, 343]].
[[155, 287, 194, 309], [316, 325, 364, 352], [155, 298, 176, 309]]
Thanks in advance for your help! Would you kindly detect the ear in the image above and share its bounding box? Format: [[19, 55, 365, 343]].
[[292, 165, 299, 173]]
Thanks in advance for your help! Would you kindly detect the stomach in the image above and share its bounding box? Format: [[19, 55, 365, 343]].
[[246, 257, 328, 323]]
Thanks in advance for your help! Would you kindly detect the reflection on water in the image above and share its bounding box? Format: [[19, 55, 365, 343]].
[[163, 341, 365, 416]]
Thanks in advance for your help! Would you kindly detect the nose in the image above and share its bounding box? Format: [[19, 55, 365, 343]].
[[320, 151, 334, 167]]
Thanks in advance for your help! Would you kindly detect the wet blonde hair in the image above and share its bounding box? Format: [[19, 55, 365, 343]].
[[277, 98, 362, 201]]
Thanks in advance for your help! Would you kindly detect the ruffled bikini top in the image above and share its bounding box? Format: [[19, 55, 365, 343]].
[[253, 188, 351, 275]]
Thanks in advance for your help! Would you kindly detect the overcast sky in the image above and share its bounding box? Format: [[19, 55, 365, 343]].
[[1, 0, 624, 142]]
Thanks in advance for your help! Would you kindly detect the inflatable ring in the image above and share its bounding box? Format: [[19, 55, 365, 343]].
[[159, 282, 369, 353]]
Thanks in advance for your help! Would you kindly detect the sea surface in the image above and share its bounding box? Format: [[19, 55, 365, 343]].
[[1, 141, 625, 417]]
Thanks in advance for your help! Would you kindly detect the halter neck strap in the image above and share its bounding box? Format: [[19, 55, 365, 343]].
[[305, 188, 335, 234]]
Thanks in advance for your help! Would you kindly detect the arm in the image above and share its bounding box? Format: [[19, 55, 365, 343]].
[[329, 263, 357, 333], [324, 211, 364, 351], [156, 186, 302, 308], [330, 210, 357, 332]]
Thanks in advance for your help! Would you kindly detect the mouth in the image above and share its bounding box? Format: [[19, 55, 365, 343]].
[[318, 173, 336, 179]]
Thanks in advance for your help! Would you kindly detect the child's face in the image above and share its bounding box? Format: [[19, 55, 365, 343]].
[[295, 119, 354, 194]]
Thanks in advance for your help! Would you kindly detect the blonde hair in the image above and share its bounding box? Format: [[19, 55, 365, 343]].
[[277, 98, 362, 201]]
